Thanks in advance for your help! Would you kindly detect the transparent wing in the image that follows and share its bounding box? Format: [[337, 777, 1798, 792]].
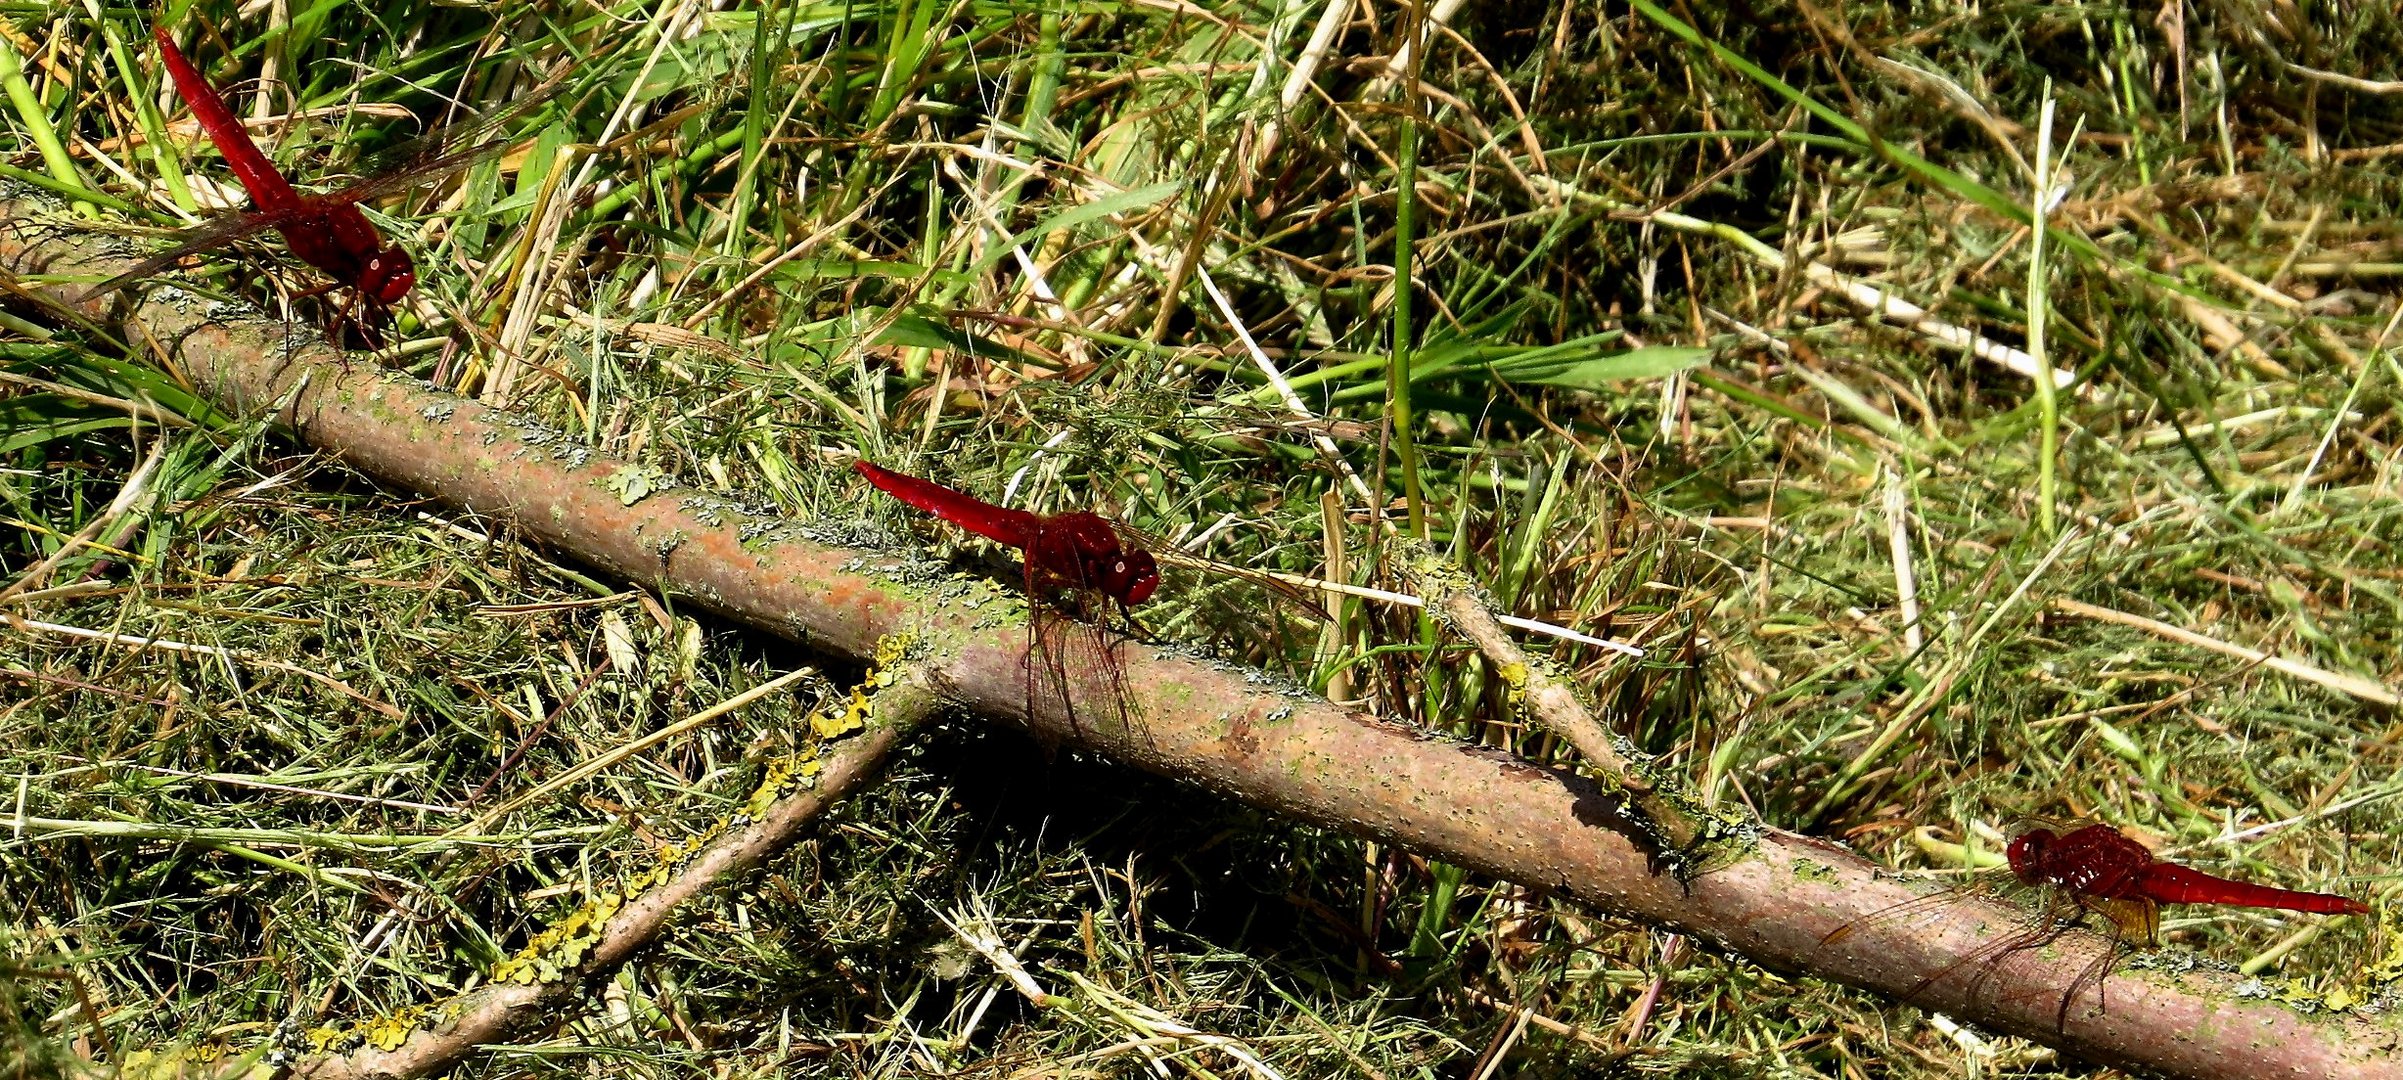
[[79, 67, 579, 303], [319, 69, 579, 210], [1921, 891, 2122, 1028], [1818, 877, 1988, 948], [76, 209, 290, 303], [346, 65, 579, 181], [1029, 603, 1141, 732], [1107, 519, 1330, 621]]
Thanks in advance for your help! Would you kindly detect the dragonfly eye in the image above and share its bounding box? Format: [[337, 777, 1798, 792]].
[[1112, 551, 1159, 606], [2007, 830, 2047, 882], [365, 249, 416, 304], [1100, 550, 1158, 601]]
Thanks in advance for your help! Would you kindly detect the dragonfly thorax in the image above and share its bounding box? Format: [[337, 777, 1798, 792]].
[[1033, 513, 1158, 607], [283, 205, 416, 304], [2009, 824, 2153, 899]]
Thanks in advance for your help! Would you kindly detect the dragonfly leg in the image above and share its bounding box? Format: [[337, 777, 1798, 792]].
[[351, 295, 393, 351], [1116, 600, 1157, 644], [291, 278, 344, 302], [2056, 918, 2124, 1031]]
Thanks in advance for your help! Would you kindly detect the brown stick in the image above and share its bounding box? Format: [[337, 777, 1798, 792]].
[[294, 685, 933, 1080], [1396, 542, 1707, 853], [6, 203, 2392, 1080]]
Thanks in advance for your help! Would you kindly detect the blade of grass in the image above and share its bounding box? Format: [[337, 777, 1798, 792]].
[[2028, 87, 2059, 537], [1388, 0, 1426, 540], [0, 34, 94, 217]]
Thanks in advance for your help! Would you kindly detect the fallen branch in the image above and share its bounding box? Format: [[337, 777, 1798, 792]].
[[297, 681, 930, 1080], [1394, 540, 1709, 854], [6, 200, 2395, 1080]]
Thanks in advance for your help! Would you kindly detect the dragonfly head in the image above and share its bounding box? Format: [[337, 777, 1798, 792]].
[[1107, 550, 1159, 606], [2005, 828, 2054, 884], [358, 246, 416, 304]]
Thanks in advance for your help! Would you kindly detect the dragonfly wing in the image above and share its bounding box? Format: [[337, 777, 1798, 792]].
[[1895, 887, 2119, 1017], [1817, 878, 1984, 947], [1108, 520, 1330, 621], [2050, 921, 2127, 1030], [322, 131, 529, 210], [76, 210, 291, 302], [332, 69, 580, 204], [1028, 597, 1141, 734]]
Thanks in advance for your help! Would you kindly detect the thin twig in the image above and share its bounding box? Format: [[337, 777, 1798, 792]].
[[294, 680, 933, 1080], [1152, 551, 1644, 657]]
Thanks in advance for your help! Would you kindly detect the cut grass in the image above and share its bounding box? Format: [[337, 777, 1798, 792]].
[[6, 1, 2401, 1077]]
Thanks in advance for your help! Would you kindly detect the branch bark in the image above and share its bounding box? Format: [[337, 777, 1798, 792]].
[[5, 201, 2393, 1080], [1397, 544, 1707, 853]]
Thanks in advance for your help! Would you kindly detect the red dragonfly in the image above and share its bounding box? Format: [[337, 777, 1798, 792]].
[[1825, 821, 2368, 1029], [854, 460, 1160, 614], [78, 25, 561, 329], [851, 459, 1320, 724]]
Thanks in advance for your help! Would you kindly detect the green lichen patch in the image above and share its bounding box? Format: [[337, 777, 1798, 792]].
[[603, 464, 674, 506]]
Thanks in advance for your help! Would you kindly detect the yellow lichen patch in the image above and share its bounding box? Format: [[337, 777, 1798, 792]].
[[813, 688, 870, 739], [117, 1042, 267, 1080], [816, 631, 918, 739], [2264, 976, 2355, 1014], [744, 749, 823, 820], [1496, 661, 1529, 709], [645, 824, 721, 880], [872, 630, 918, 680], [360, 1003, 436, 1051], [2361, 906, 2403, 993], [303, 999, 465, 1055], [490, 889, 625, 986]]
